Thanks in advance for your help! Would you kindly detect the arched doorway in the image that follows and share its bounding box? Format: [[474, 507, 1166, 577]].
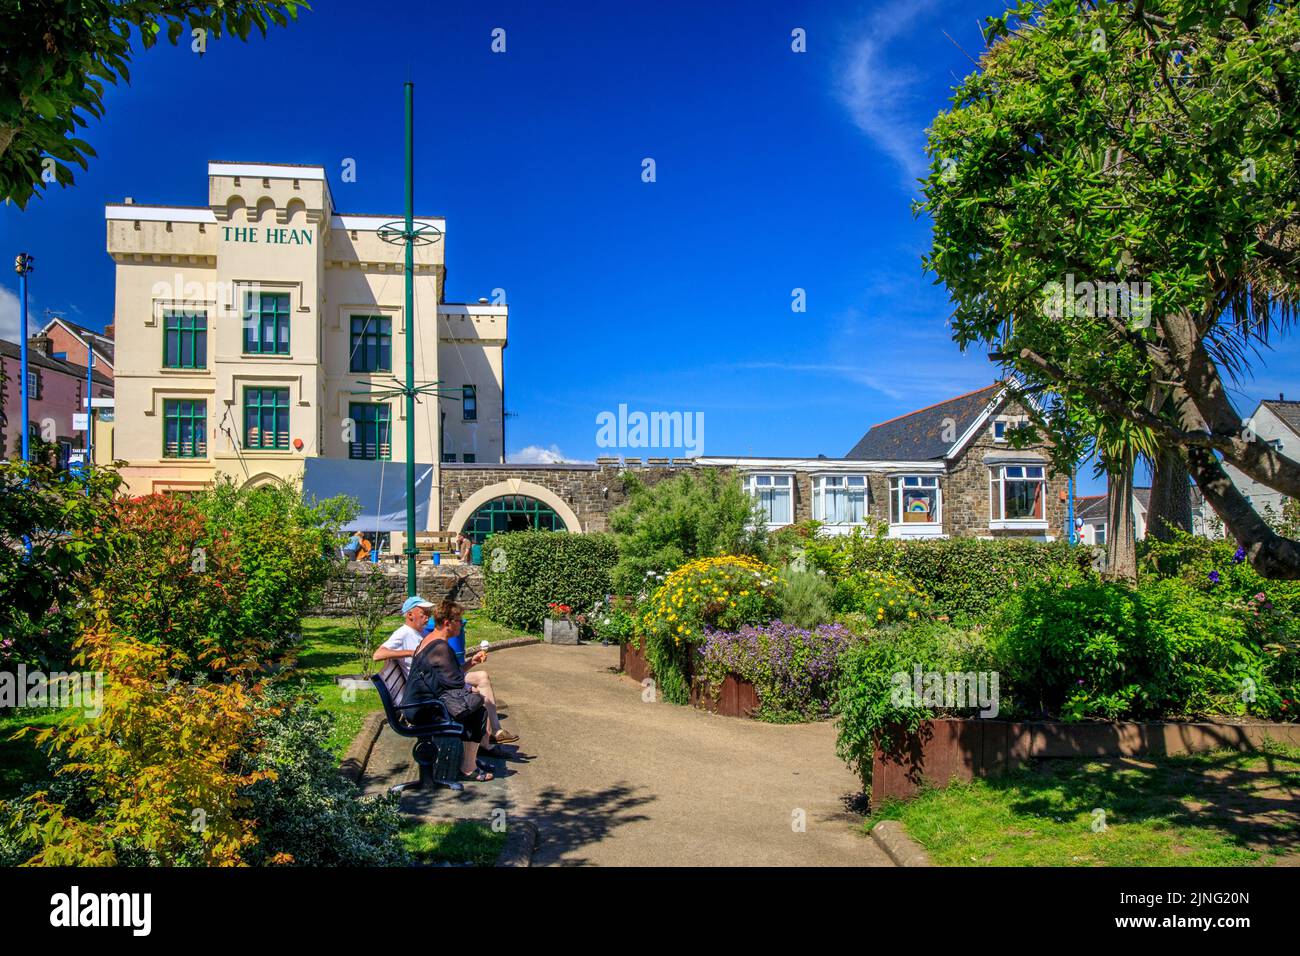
[[461, 494, 568, 543]]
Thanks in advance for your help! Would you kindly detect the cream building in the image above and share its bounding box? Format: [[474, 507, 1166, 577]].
[[106, 161, 507, 536]]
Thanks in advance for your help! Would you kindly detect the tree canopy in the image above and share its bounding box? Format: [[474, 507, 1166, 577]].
[[1, 0, 305, 207], [920, 0, 1300, 577]]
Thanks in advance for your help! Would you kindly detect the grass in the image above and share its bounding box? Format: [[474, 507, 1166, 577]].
[[0, 707, 70, 801], [399, 819, 508, 866], [296, 610, 536, 757], [868, 743, 1300, 866]]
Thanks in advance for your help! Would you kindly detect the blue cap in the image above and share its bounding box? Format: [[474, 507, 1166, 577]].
[[401, 596, 434, 615]]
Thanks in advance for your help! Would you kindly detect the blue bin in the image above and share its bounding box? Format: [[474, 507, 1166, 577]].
[[433, 551, 441, 566], [471, 544, 482, 565]]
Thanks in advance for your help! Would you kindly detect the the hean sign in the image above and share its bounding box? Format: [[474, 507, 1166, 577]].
[[222, 226, 313, 245]]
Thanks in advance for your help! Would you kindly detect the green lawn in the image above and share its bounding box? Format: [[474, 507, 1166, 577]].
[[869, 744, 1300, 866], [399, 819, 507, 866], [297, 611, 536, 757], [0, 708, 69, 801]]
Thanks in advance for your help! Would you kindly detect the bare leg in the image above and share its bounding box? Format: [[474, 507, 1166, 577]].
[[460, 739, 480, 775], [465, 671, 501, 735]]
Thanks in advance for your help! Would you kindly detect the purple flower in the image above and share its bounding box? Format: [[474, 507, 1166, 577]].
[[1233, 547, 1246, 564], [1209, 571, 1221, 585]]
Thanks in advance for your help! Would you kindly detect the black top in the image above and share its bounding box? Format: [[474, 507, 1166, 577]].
[[407, 638, 465, 704]]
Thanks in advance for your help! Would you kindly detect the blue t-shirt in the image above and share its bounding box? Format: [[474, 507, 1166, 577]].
[[422, 619, 467, 665]]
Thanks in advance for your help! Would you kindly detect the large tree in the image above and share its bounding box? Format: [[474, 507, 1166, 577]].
[[921, 0, 1300, 577], [1, 0, 304, 207]]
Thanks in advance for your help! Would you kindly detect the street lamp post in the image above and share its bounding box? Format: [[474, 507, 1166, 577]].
[[14, 253, 35, 463]]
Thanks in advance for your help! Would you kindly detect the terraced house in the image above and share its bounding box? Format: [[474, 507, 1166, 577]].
[[105, 161, 508, 544]]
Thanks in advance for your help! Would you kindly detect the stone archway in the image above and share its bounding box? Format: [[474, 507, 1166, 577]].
[[448, 479, 582, 539], [241, 471, 286, 491]]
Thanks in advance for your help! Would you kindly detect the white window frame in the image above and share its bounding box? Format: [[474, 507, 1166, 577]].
[[812, 474, 868, 530], [989, 464, 1048, 530], [742, 472, 794, 528], [888, 475, 943, 538]]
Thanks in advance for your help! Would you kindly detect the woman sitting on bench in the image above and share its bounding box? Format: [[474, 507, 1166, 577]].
[[405, 611, 494, 783], [426, 601, 519, 747]]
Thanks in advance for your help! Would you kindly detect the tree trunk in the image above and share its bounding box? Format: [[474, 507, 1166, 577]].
[[1106, 461, 1138, 583], [1146, 445, 1193, 541]]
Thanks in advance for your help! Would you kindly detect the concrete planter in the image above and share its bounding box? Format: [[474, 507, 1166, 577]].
[[544, 618, 580, 644]]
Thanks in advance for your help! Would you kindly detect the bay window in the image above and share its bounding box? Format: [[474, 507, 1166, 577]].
[[889, 475, 941, 525], [743, 473, 792, 526], [990, 464, 1046, 524], [813, 475, 867, 525]]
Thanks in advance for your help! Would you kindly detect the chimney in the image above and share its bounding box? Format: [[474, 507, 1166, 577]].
[[1281, 392, 1286, 402], [103, 324, 115, 339], [28, 335, 51, 357]]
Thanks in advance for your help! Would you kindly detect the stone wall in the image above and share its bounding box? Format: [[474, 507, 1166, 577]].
[[311, 561, 485, 617]]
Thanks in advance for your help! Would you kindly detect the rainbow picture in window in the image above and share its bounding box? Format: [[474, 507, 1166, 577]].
[[903, 491, 932, 522]]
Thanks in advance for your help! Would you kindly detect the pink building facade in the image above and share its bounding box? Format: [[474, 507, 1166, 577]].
[[0, 338, 114, 463]]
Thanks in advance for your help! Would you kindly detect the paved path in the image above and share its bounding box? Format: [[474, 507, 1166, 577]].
[[362, 643, 892, 866]]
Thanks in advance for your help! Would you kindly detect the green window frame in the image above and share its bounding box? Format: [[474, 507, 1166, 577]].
[[348, 402, 391, 460], [462, 494, 566, 543], [163, 399, 207, 458], [243, 291, 290, 355], [164, 310, 207, 368], [349, 316, 392, 372], [244, 388, 290, 450]]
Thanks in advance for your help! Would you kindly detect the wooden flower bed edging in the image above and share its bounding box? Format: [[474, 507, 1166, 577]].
[[619, 640, 759, 719], [871, 718, 1300, 809]]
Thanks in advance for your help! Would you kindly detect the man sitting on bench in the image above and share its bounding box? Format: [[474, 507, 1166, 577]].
[[373, 595, 437, 691]]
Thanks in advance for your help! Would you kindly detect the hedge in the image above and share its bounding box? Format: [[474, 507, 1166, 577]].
[[806, 535, 1094, 621], [481, 531, 619, 633]]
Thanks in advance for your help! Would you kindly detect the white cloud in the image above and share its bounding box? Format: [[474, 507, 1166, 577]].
[[508, 444, 585, 464], [836, 2, 939, 189], [0, 286, 20, 343]]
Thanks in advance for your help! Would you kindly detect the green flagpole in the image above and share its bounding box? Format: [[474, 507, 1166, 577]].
[[403, 81, 417, 597]]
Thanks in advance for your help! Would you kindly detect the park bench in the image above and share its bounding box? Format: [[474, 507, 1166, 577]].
[[371, 661, 466, 793]]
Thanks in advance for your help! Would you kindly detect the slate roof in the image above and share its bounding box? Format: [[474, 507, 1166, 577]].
[[40, 317, 115, 367], [1261, 399, 1300, 437], [845, 383, 1003, 461], [1076, 486, 1153, 522], [0, 338, 114, 388]]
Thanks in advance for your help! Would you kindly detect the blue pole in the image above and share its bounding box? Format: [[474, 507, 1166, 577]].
[[1067, 470, 1077, 544], [86, 339, 94, 466], [15, 253, 33, 462]]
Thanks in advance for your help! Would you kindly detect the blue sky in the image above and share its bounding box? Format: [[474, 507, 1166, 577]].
[[2, 0, 1296, 494]]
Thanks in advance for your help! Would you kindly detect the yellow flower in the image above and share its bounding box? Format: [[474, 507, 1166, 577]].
[[877, 607, 884, 614]]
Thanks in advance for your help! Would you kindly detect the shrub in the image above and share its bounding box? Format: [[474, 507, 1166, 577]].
[[590, 596, 640, 644], [0, 459, 120, 669], [608, 469, 769, 594], [698, 621, 858, 721], [989, 576, 1292, 721], [639, 555, 780, 703], [831, 568, 931, 627], [773, 566, 835, 628], [834, 622, 988, 785], [8, 621, 273, 866], [807, 532, 1093, 621], [100, 494, 255, 679], [482, 531, 619, 633], [233, 690, 410, 866], [194, 477, 355, 656]]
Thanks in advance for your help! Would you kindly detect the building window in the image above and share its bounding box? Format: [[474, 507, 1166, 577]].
[[348, 403, 391, 460], [743, 473, 792, 525], [1094, 522, 1107, 545], [462, 453, 476, 463], [991, 465, 1046, 522], [993, 420, 1007, 442], [27, 370, 41, 399], [813, 475, 867, 524], [349, 316, 391, 372], [463, 385, 477, 421], [889, 475, 941, 524], [244, 388, 290, 450], [164, 310, 207, 369], [163, 399, 207, 458], [243, 291, 290, 355], [442, 453, 457, 464]]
